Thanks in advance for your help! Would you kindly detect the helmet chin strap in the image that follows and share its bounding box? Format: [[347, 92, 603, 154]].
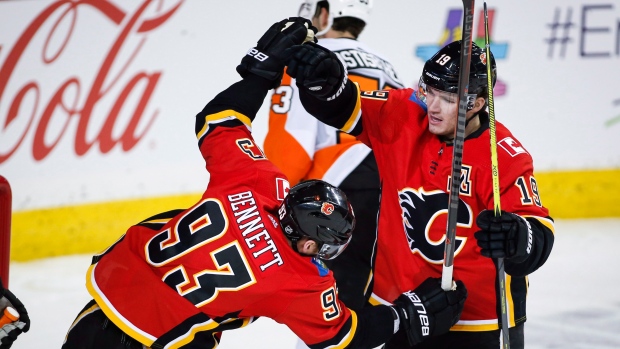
[[464, 112, 479, 127], [289, 235, 301, 254]]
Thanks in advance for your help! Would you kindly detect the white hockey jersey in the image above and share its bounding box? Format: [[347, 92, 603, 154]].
[[264, 38, 404, 186]]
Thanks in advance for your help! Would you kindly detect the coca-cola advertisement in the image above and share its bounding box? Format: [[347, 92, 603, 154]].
[[0, 0, 293, 210]]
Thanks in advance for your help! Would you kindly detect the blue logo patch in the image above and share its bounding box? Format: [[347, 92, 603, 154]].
[[312, 257, 329, 277], [409, 91, 428, 112]]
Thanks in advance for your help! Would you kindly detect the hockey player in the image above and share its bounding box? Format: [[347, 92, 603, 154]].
[[284, 40, 555, 348], [61, 18, 467, 349], [0, 277, 30, 349], [264, 0, 404, 313]]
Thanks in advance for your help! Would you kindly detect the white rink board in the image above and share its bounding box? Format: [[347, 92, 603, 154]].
[[0, 0, 618, 210]]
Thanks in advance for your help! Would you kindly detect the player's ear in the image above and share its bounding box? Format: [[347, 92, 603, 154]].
[[299, 238, 319, 255], [472, 97, 486, 114]]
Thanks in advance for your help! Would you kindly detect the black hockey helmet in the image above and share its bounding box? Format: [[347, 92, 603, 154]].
[[419, 40, 496, 100], [278, 179, 355, 260]]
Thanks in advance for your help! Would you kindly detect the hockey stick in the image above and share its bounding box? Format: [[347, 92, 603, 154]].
[[441, 0, 476, 292], [483, 3, 510, 348]]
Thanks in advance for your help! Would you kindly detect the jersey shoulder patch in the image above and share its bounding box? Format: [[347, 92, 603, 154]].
[[409, 89, 428, 112], [311, 257, 330, 277], [497, 136, 528, 157]]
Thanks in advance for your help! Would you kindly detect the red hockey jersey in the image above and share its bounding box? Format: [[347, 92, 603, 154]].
[[349, 88, 555, 331], [86, 108, 357, 348]]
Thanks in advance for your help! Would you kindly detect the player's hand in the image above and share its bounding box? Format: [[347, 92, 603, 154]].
[[474, 210, 533, 263], [0, 278, 30, 349], [236, 17, 317, 88], [286, 42, 347, 101], [392, 277, 466, 346]]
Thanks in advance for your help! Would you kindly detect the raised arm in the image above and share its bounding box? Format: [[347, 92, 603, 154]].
[[197, 17, 317, 125], [286, 43, 362, 136]]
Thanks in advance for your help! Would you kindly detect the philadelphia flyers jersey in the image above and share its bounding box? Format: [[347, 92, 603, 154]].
[[264, 38, 404, 186], [343, 87, 555, 331], [85, 90, 358, 348]]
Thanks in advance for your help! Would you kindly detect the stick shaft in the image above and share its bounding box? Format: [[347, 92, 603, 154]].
[[483, 2, 510, 347], [441, 0, 476, 291]]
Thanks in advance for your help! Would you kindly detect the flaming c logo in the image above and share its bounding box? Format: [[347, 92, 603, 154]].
[[321, 202, 334, 215], [480, 52, 488, 65]]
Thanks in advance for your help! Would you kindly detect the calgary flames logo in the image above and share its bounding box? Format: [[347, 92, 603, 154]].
[[321, 202, 334, 215], [399, 188, 471, 263], [480, 52, 488, 65]]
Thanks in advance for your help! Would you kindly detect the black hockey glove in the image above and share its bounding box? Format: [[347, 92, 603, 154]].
[[0, 278, 30, 349], [286, 42, 348, 101], [236, 17, 317, 89], [392, 277, 467, 346], [474, 210, 533, 263]]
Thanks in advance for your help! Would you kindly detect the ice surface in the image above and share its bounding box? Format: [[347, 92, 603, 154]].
[[6, 219, 620, 348]]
